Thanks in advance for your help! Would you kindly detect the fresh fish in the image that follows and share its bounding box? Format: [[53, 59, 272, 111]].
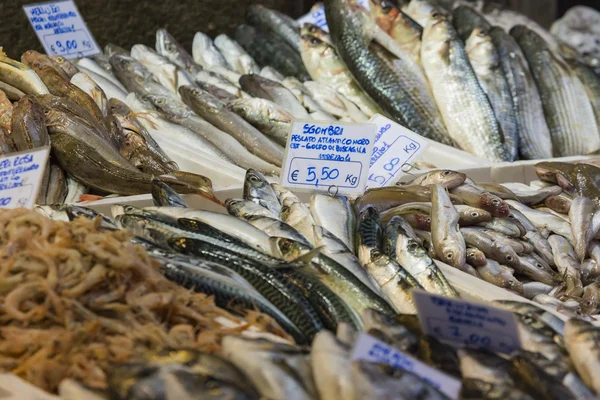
[[303, 81, 368, 122], [325, 0, 452, 145], [150, 180, 187, 207], [156, 28, 202, 76], [235, 24, 310, 81], [21, 49, 71, 81], [564, 319, 600, 395], [507, 200, 573, 241], [407, 170, 467, 189], [545, 193, 572, 214], [548, 234, 584, 297], [64, 175, 87, 204], [476, 218, 522, 238], [356, 206, 422, 314], [489, 27, 553, 159], [131, 44, 194, 94], [510, 353, 579, 400], [569, 197, 597, 261], [246, 4, 301, 52], [508, 208, 554, 265], [581, 281, 599, 315], [460, 378, 534, 400], [105, 43, 128, 57], [246, 215, 311, 246], [214, 34, 260, 75], [310, 193, 355, 250], [421, 14, 508, 161], [10, 96, 50, 151], [77, 57, 126, 90], [191, 32, 229, 70], [311, 331, 355, 400], [0, 81, 25, 100], [281, 199, 318, 245], [354, 185, 452, 214], [476, 259, 523, 294], [493, 300, 565, 336], [369, 0, 423, 66], [402, 0, 445, 28], [351, 361, 450, 400], [228, 97, 292, 146], [281, 77, 337, 121], [523, 282, 553, 299], [465, 27, 519, 161], [222, 336, 316, 400], [362, 308, 419, 353], [511, 25, 600, 156], [226, 198, 279, 219], [194, 69, 246, 98], [0, 54, 49, 95], [431, 184, 467, 271], [384, 216, 459, 297], [300, 25, 382, 117], [452, 5, 491, 43], [44, 163, 67, 205], [179, 86, 284, 166], [70, 72, 109, 116], [50, 55, 79, 78], [381, 202, 492, 226], [243, 169, 281, 216], [466, 246, 487, 267], [477, 183, 519, 201], [239, 74, 310, 119]]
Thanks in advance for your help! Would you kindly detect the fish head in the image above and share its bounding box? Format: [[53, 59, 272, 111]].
[[403, 0, 442, 27], [300, 33, 330, 60], [466, 247, 486, 267], [479, 193, 509, 217], [270, 236, 306, 261], [20, 49, 47, 69], [244, 168, 271, 199], [509, 25, 548, 52], [465, 27, 494, 61], [403, 213, 431, 231], [144, 93, 183, 115], [156, 29, 181, 60], [439, 239, 466, 269], [369, 0, 400, 33], [424, 169, 467, 188], [460, 206, 492, 224]]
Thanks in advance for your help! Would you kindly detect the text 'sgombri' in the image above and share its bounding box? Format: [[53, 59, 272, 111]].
[[413, 290, 522, 354], [0, 147, 50, 209], [280, 120, 376, 195], [23, 0, 101, 58], [366, 114, 429, 189]]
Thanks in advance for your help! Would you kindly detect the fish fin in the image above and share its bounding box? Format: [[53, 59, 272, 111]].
[[292, 246, 324, 265]]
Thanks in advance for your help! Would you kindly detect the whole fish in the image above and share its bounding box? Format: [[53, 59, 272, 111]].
[[44, 163, 67, 204], [226, 198, 279, 219], [356, 206, 422, 314], [281, 199, 318, 245], [407, 170, 467, 189], [179, 86, 284, 166], [156, 28, 202, 75], [214, 34, 260, 74], [465, 28, 519, 161], [381, 202, 492, 226], [548, 234, 584, 297], [452, 5, 491, 43], [76, 65, 128, 102], [511, 25, 600, 156], [243, 169, 281, 216], [131, 44, 194, 94], [569, 197, 597, 261], [477, 260, 523, 294], [222, 336, 316, 400], [245, 215, 311, 246], [303, 81, 368, 122], [458, 348, 513, 386], [581, 256, 600, 285], [21, 50, 71, 81], [10, 96, 50, 151], [235, 24, 310, 81], [310, 193, 355, 250], [564, 319, 600, 395], [246, 4, 301, 52], [300, 27, 382, 118], [489, 27, 553, 159], [421, 15, 508, 161], [432, 184, 467, 271], [451, 183, 509, 218], [476, 218, 522, 238], [402, 0, 445, 28], [501, 184, 563, 206], [466, 246, 487, 267], [239, 74, 310, 119], [192, 32, 229, 70], [324, 0, 452, 145], [354, 185, 452, 214], [0, 55, 49, 95], [385, 216, 459, 297], [0, 81, 25, 100], [369, 0, 423, 65], [110, 54, 176, 101], [194, 69, 246, 97], [228, 97, 292, 146], [70, 72, 109, 116], [507, 200, 572, 241]]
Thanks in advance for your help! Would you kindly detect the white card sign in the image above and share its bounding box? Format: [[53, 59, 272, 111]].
[[281, 120, 376, 195], [413, 291, 521, 355], [351, 333, 462, 399], [366, 114, 429, 189], [0, 147, 50, 209], [23, 1, 101, 58]]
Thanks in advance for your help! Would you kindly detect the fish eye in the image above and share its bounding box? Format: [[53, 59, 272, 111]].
[[492, 199, 501, 206], [426, 217, 431, 223], [409, 243, 419, 250], [507, 280, 515, 288], [445, 252, 454, 260], [249, 175, 260, 183], [442, 170, 452, 176], [470, 212, 479, 217], [506, 255, 513, 262], [536, 263, 543, 269], [309, 37, 321, 46], [157, 98, 165, 105], [431, 11, 441, 18], [165, 43, 175, 52]]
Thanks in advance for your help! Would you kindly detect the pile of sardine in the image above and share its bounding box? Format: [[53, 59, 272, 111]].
[[305, 0, 600, 161], [36, 168, 600, 399]]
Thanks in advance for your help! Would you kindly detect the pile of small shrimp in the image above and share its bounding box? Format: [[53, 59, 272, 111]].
[[0, 209, 289, 393]]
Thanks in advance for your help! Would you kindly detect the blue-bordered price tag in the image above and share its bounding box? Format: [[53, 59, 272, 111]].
[[23, 1, 101, 59], [280, 120, 376, 195], [413, 290, 521, 354], [0, 147, 50, 209], [366, 114, 429, 189], [351, 333, 462, 399]]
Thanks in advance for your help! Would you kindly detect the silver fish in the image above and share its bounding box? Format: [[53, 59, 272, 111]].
[[192, 32, 229, 70], [310, 193, 355, 250], [431, 184, 467, 272], [214, 34, 260, 75]]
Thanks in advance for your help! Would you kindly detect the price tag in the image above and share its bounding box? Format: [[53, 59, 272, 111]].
[[366, 114, 429, 189], [0, 147, 50, 209], [297, 0, 370, 32], [351, 333, 462, 399], [280, 120, 376, 195], [413, 291, 521, 355], [23, 1, 100, 58]]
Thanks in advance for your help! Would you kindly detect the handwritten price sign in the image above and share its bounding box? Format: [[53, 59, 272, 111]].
[[281, 121, 375, 195], [366, 115, 429, 189], [23, 1, 100, 58], [0, 147, 50, 209]]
